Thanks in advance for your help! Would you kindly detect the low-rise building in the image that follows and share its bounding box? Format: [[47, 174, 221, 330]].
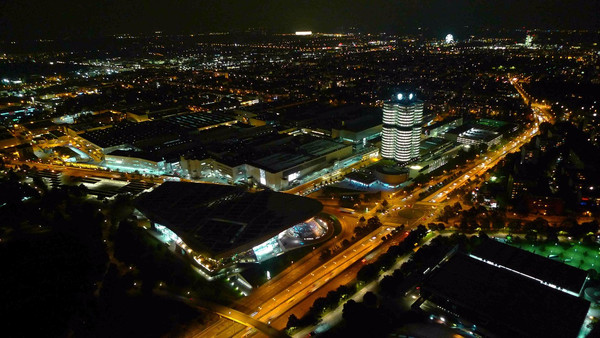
[[135, 182, 326, 276]]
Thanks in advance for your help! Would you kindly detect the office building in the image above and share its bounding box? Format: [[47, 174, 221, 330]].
[[381, 93, 423, 163]]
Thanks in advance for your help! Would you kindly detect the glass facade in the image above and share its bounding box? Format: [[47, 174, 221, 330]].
[[380, 94, 423, 163]]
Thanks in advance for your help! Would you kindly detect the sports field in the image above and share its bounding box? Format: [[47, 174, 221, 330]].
[[513, 241, 600, 273]]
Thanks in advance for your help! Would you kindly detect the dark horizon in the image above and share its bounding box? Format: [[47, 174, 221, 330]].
[[1, 0, 599, 40]]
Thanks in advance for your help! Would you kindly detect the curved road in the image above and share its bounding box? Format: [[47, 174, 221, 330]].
[[158, 292, 288, 338]]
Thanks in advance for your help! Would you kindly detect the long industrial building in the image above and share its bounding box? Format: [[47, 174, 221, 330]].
[[419, 239, 590, 338]]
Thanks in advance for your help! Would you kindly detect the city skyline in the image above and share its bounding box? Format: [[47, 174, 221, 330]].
[[1, 0, 600, 40], [1, 4, 600, 337]]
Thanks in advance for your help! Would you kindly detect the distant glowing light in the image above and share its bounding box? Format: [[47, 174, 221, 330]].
[[397, 93, 403, 100], [445, 34, 454, 44], [295, 31, 312, 36], [409, 93, 414, 100]]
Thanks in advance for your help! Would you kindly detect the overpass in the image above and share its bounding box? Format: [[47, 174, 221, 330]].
[[158, 291, 290, 338]]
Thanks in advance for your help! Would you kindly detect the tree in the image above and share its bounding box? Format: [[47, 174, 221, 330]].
[[363, 291, 378, 308], [357, 264, 379, 283], [359, 216, 366, 223], [342, 300, 368, 324], [508, 219, 521, 232], [491, 214, 505, 229], [311, 297, 329, 317], [367, 216, 382, 230], [319, 249, 332, 261], [381, 199, 389, 208], [546, 230, 559, 244], [480, 217, 491, 230], [32, 176, 48, 194], [453, 202, 462, 212], [336, 284, 353, 300], [324, 290, 341, 310], [380, 275, 398, 296], [525, 230, 537, 242], [286, 314, 300, 330]]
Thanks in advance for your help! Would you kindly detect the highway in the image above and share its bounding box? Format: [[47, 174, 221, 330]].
[[5, 74, 551, 337], [195, 205, 430, 338], [419, 78, 553, 205], [291, 234, 434, 338], [158, 292, 289, 338], [203, 74, 555, 337], [423, 126, 538, 204], [194, 224, 395, 337]]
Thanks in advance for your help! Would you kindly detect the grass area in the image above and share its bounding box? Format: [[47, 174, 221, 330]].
[[322, 212, 343, 237], [396, 208, 425, 220], [512, 241, 600, 273], [119, 225, 242, 303], [422, 231, 437, 242]]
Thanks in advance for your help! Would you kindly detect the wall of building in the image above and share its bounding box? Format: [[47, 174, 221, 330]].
[[105, 154, 164, 174], [332, 124, 382, 143]]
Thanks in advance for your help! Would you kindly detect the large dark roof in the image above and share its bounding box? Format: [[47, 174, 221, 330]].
[[337, 112, 382, 132], [422, 254, 589, 338], [81, 112, 236, 149], [471, 238, 588, 294], [135, 182, 322, 258]]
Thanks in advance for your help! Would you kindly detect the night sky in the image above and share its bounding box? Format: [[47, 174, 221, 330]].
[[1, 0, 599, 39]]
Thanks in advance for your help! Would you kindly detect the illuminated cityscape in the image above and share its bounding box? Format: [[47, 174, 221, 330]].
[[1, 1, 600, 338]]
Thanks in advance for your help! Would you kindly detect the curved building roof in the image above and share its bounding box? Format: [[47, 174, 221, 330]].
[[135, 182, 322, 259]]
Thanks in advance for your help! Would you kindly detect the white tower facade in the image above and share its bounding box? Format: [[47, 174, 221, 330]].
[[380, 93, 423, 163]]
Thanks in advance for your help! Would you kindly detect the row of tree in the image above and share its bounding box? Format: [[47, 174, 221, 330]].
[[333, 233, 488, 337], [287, 225, 429, 333]]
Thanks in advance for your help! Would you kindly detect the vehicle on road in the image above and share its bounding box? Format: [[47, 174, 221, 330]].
[[339, 207, 355, 214]]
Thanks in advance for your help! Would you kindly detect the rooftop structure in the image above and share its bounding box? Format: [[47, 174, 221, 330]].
[[246, 135, 353, 190], [419, 137, 454, 158], [79, 112, 236, 152], [135, 182, 324, 273], [345, 170, 378, 187], [421, 253, 589, 338], [471, 238, 589, 296], [423, 116, 464, 137], [457, 127, 502, 147]]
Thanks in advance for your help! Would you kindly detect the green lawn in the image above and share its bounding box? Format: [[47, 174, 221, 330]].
[[512, 241, 600, 273]]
